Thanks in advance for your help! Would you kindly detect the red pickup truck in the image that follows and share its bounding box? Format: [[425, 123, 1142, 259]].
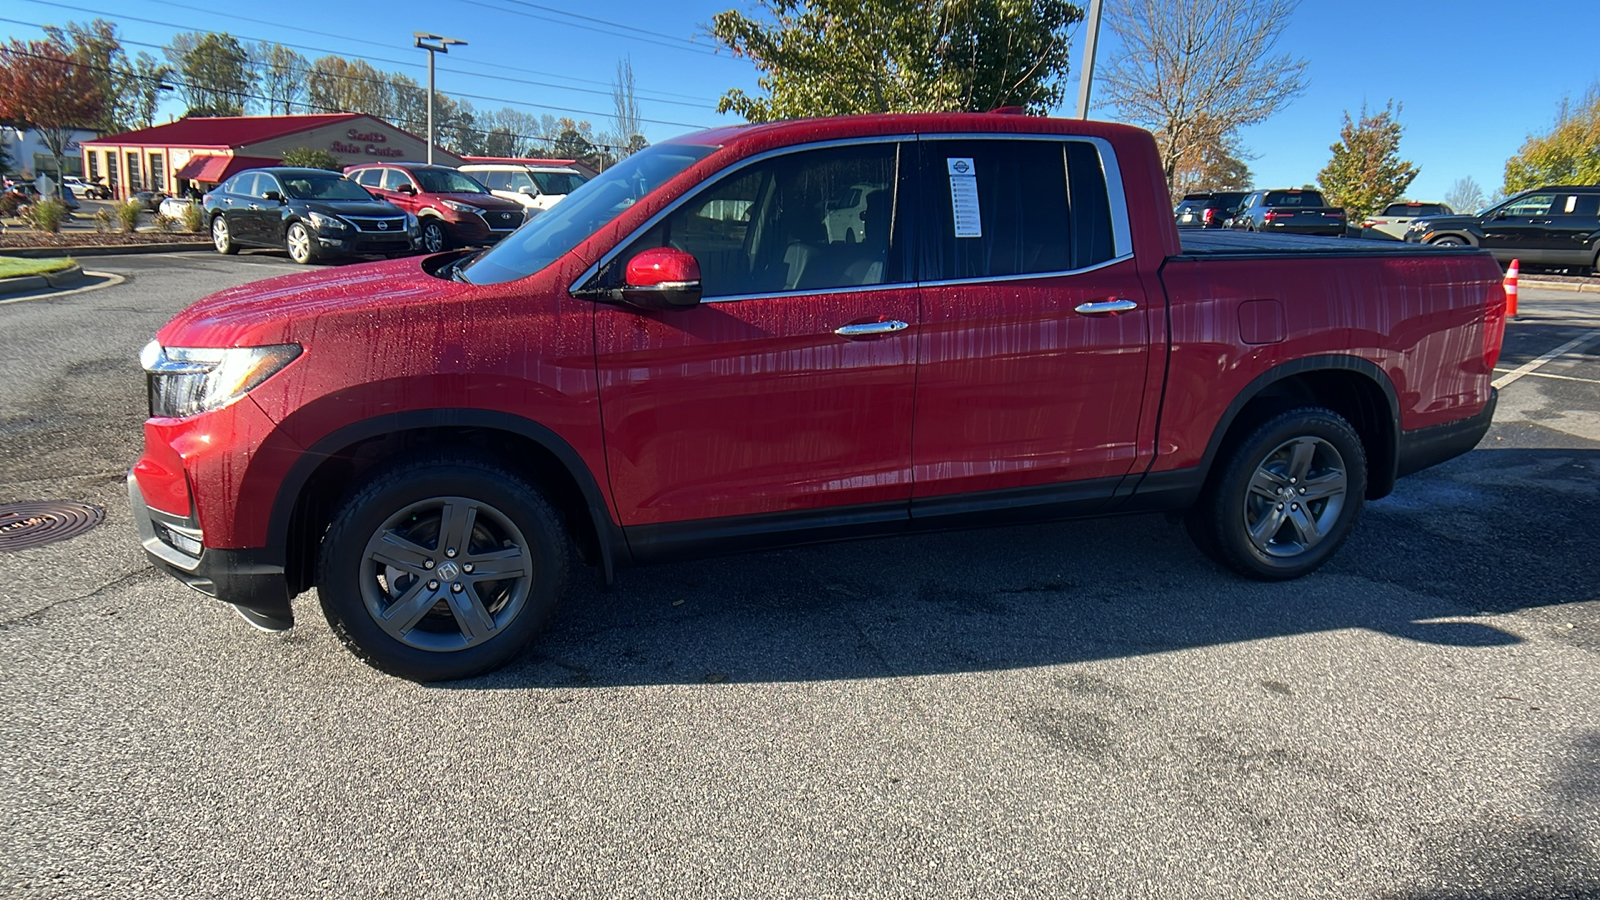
[[131, 113, 1506, 680]]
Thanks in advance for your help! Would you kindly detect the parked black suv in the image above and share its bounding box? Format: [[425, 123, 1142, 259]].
[[1174, 191, 1247, 229], [205, 167, 419, 264], [1403, 186, 1600, 273], [1229, 188, 1348, 236]]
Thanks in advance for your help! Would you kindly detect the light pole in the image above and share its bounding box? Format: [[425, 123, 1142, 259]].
[[413, 32, 467, 165], [1075, 0, 1104, 119]]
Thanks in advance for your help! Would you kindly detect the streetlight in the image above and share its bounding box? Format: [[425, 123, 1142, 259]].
[[414, 32, 467, 165], [1075, 0, 1104, 119]]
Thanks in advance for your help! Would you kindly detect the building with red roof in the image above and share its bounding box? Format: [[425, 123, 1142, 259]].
[[81, 114, 463, 200]]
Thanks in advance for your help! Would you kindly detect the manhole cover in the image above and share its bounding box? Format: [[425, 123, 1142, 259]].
[[0, 501, 104, 551]]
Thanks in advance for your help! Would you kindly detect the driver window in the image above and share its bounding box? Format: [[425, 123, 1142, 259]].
[[506, 171, 537, 193], [381, 169, 412, 192], [1502, 194, 1554, 217], [255, 174, 282, 198], [615, 143, 902, 298]]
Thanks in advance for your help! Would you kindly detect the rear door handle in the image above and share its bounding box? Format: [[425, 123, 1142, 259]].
[[1074, 299, 1139, 315], [835, 320, 910, 337]]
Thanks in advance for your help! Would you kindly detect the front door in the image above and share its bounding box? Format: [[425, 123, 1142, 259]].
[[1480, 192, 1555, 262], [911, 138, 1154, 513], [588, 141, 920, 532]]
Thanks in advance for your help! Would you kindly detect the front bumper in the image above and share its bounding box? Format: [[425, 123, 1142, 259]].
[[313, 230, 417, 255], [128, 471, 293, 629]]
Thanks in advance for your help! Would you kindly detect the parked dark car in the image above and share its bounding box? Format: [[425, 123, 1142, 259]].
[[345, 162, 527, 253], [1403, 186, 1600, 273], [1229, 189, 1348, 236], [131, 190, 169, 211], [204, 167, 419, 264], [1174, 191, 1247, 229]]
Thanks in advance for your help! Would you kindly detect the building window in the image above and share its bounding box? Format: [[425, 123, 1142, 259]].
[[148, 152, 164, 192], [87, 151, 99, 182], [126, 152, 141, 191], [106, 151, 118, 188]]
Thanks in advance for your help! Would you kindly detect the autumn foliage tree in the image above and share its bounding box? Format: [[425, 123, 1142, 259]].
[[1503, 84, 1600, 193], [0, 39, 106, 178], [1316, 100, 1419, 222]]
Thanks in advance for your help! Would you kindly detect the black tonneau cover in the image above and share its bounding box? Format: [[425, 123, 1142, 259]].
[[1175, 230, 1483, 260]]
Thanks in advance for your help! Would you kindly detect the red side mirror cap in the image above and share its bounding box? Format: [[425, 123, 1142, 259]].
[[622, 248, 703, 310]]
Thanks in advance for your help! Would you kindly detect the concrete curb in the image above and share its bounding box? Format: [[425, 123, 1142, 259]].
[[1521, 278, 1600, 295], [0, 263, 82, 296], [0, 241, 209, 259]]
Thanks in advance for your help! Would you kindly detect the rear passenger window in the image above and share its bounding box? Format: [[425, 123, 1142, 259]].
[[1552, 194, 1600, 217], [920, 139, 1117, 282]]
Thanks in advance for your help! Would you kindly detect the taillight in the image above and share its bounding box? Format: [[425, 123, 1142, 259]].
[[1483, 280, 1507, 372], [1263, 211, 1276, 222], [1203, 208, 1216, 224]]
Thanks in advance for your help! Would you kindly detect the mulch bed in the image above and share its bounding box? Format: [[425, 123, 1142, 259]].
[[0, 231, 209, 249]]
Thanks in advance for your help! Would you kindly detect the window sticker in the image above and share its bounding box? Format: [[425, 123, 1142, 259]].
[[1566, 195, 1578, 213], [947, 158, 982, 238]]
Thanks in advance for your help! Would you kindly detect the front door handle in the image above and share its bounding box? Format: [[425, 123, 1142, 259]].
[[835, 320, 910, 337], [1074, 299, 1139, 315]]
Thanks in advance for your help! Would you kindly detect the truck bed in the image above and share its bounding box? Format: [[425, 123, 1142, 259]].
[[1175, 230, 1482, 260]]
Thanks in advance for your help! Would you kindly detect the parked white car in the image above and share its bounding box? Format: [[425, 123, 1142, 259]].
[[1362, 201, 1455, 240], [158, 196, 200, 219], [823, 183, 888, 243], [457, 164, 589, 215]]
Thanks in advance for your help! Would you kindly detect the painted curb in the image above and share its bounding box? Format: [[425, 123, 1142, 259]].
[[1521, 279, 1600, 295], [44, 264, 85, 287], [0, 242, 209, 259]]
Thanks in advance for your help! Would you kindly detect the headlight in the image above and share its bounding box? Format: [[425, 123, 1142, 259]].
[[307, 211, 348, 231], [405, 212, 419, 232], [140, 341, 302, 419], [441, 200, 479, 214]]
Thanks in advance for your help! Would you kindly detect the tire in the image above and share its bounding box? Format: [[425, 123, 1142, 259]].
[[1430, 236, 1466, 247], [1185, 407, 1367, 580], [285, 221, 317, 264], [211, 215, 238, 255], [316, 455, 570, 681], [421, 219, 449, 253]]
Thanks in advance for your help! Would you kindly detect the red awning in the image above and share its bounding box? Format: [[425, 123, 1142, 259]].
[[173, 155, 279, 184]]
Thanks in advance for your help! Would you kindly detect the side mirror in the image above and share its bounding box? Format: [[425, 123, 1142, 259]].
[[399, 184, 417, 195], [264, 191, 283, 203], [1493, 210, 1509, 220], [622, 248, 702, 310], [517, 185, 537, 195]]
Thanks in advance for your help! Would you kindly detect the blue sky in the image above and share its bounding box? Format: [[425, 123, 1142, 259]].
[[5, 0, 1598, 200]]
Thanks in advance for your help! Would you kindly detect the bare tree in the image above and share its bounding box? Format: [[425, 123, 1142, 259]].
[[1444, 176, 1485, 214], [611, 55, 643, 157], [1100, 0, 1307, 195], [254, 42, 308, 115]]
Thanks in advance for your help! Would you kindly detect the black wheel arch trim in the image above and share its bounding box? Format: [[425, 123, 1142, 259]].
[[265, 409, 624, 587], [1128, 355, 1403, 508]]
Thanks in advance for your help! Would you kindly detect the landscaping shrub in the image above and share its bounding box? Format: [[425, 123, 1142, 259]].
[[181, 202, 204, 233], [92, 208, 115, 232], [0, 192, 23, 218], [116, 200, 142, 233], [23, 198, 70, 233], [153, 213, 177, 233]]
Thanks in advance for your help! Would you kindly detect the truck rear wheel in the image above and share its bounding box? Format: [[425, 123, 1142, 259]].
[[1186, 407, 1366, 580], [316, 455, 569, 681]]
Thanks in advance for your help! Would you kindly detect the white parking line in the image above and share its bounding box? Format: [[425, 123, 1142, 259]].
[[1492, 368, 1600, 386], [1492, 328, 1600, 390]]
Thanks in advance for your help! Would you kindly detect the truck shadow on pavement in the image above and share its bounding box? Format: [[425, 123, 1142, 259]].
[[465, 445, 1599, 690]]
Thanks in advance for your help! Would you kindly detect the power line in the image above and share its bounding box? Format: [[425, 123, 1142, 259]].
[[0, 42, 700, 152], [125, 0, 717, 103], [3, 10, 722, 129], [464, 0, 722, 56]]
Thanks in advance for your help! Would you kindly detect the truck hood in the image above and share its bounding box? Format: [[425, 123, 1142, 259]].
[[157, 255, 462, 348]]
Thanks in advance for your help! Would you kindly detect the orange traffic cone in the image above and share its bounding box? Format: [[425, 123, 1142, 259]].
[[1505, 259, 1519, 318]]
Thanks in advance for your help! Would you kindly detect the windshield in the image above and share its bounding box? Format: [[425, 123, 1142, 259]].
[[460, 143, 716, 285], [416, 168, 490, 194], [531, 171, 588, 195], [282, 174, 374, 201]]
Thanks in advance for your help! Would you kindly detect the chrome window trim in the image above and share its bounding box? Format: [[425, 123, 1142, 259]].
[[918, 253, 1133, 288], [568, 134, 916, 296], [568, 130, 1135, 298]]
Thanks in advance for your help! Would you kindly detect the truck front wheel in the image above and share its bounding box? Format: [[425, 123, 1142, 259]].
[[315, 455, 570, 681], [1186, 407, 1367, 580]]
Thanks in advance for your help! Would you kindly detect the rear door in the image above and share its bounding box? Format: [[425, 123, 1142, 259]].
[[910, 137, 1153, 514], [590, 140, 920, 531], [1540, 192, 1600, 265]]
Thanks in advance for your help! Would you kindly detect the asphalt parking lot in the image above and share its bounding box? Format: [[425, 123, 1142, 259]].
[[2, 253, 1597, 898]]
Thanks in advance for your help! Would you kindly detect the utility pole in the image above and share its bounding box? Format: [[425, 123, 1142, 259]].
[[413, 32, 467, 165], [1075, 0, 1104, 119]]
